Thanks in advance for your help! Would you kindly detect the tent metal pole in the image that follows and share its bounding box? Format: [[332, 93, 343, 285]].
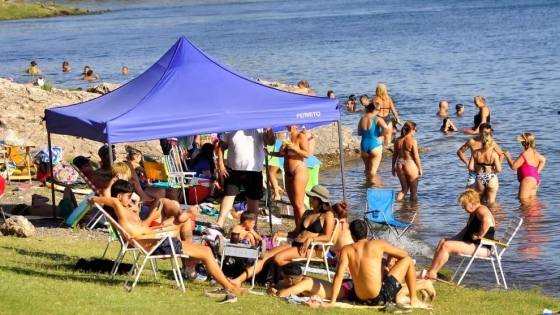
[[265, 152, 273, 235], [108, 142, 114, 166], [336, 121, 347, 200], [47, 132, 57, 218]]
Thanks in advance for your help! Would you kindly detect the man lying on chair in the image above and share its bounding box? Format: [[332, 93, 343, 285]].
[[89, 180, 244, 294]]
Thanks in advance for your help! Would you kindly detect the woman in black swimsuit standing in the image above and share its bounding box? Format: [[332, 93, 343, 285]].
[[425, 189, 495, 280], [465, 95, 491, 134], [228, 185, 337, 287]]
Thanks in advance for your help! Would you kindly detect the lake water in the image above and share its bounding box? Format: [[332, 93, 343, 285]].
[[1, 0, 559, 297]]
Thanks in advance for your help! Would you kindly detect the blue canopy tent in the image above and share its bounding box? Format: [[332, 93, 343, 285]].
[[44, 36, 347, 221]]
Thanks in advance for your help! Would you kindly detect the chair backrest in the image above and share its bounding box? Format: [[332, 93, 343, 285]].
[[143, 160, 168, 182], [365, 189, 396, 221], [168, 145, 186, 173], [328, 218, 341, 245], [71, 163, 102, 195], [94, 203, 175, 255], [95, 203, 133, 243], [496, 216, 523, 255]]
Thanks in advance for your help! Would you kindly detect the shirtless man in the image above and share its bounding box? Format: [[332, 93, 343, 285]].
[[436, 100, 449, 117], [456, 123, 503, 188], [89, 180, 244, 294], [270, 262, 435, 302], [324, 220, 431, 309]]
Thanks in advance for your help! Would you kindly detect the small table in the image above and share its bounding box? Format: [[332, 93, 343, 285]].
[[0, 144, 36, 184]]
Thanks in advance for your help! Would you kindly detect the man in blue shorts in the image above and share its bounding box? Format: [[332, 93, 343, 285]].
[[324, 220, 431, 309]]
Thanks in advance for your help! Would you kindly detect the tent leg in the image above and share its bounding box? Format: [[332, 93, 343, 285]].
[[108, 142, 114, 166], [336, 121, 347, 200], [47, 133, 57, 218], [265, 155, 272, 235]]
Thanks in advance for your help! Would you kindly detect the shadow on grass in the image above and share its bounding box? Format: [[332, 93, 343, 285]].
[[1, 245, 77, 262]]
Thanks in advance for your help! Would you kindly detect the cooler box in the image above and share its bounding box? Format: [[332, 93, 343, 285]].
[[188, 177, 212, 204]]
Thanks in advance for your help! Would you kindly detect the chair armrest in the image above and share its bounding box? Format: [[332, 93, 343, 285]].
[[131, 228, 176, 240], [480, 238, 508, 248], [151, 225, 179, 232]]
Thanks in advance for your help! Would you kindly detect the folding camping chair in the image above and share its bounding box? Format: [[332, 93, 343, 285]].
[[451, 216, 523, 289], [363, 189, 416, 246], [94, 204, 188, 292], [276, 218, 340, 282], [70, 163, 105, 230], [162, 145, 196, 206]]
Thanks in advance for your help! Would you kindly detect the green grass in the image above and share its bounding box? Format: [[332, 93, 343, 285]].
[[0, 235, 558, 315], [0, 2, 91, 21]]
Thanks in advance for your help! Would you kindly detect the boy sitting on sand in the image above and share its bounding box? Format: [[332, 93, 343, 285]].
[[227, 211, 261, 246]]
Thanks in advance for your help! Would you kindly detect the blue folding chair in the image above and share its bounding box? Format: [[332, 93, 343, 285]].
[[363, 189, 416, 246]]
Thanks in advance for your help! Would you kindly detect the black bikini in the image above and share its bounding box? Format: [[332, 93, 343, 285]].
[[291, 211, 324, 248]]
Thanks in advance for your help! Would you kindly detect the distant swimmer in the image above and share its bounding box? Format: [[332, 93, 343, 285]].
[[436, 100, 449, 117], [82, 70, 98, 81], [455, 103, 464, 116], [25, 61, 41, 75], [77, 66, 99, 80], [359, 94, 370, 109], [346, 94, 358, 112], [122, 66, 129, 75], [297, 80, 316, 96], [327, 90, 336, 99], [440, 117, 458, 134], [62, 61, 71, 72]]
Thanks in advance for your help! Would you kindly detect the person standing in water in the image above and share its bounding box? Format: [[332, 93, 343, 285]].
[[358, 102, 390, 182], [392, 121, 422, 201]]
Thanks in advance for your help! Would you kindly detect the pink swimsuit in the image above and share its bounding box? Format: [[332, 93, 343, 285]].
[[517, 153, 540, 184]]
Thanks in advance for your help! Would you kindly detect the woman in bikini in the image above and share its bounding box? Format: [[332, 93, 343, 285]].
[[465, 95, 491, 134], [392, 121, 422, 201], [266, 125, 309, 225], [425, 189, 495, 280], [373, 83, 402, 141], [330, 201, 352, 256], [358, 103, 390, 183], [228, 185, 336, 287], [503, 133, 546, 200], [468, 132, 501, 203]]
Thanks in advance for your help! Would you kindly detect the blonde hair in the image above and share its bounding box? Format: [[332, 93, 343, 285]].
[[457, 189, 480, 206], [111, 162, 131, 179], [481, 132, 494, 151], [516, 132, 536, 149], [375, 84, 388, 100], [474, 95, 486, 106]]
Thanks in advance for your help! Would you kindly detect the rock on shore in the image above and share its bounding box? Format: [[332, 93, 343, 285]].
[[0, 79, 362, 166]]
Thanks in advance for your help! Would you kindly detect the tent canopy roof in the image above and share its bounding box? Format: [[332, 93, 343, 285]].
[[45, 36, 340, 144]]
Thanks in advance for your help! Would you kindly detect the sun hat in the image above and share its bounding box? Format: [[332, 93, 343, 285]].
[[72, 156, 91, 169], [306, 185, 330, 203]]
